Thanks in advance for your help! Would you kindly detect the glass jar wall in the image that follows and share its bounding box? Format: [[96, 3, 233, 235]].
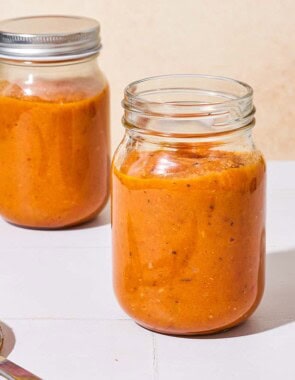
[[0, 16, 110, 228], [112, 74, 266, 335]]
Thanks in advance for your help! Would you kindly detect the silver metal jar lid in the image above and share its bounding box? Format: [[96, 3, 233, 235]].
[[0, 15, 101, 62]]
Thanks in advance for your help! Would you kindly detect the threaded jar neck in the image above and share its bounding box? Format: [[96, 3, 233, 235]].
[[123, 74, 255, 138]]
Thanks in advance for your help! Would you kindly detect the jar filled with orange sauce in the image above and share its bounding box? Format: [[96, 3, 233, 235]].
[[0, 16, 110, 228], [112, 74, 266, 335]]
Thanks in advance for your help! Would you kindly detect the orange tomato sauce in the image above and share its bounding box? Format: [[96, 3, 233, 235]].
[[112, 149, 266, 334], [0, 78, 109, 228]]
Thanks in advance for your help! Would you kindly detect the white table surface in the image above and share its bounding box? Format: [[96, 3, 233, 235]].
[[0, 161, 294, 380]]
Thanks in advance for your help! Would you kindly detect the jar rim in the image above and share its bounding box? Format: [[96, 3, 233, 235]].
[[123, 74, 255, 137], [125, 73, 253, 108], [0, 15, 101, 62]]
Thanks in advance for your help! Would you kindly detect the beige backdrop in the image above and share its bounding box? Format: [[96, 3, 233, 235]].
[[1, 0, 295, 159]]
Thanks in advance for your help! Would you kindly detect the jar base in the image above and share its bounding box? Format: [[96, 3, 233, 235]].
[[2, 198, 109, 230], [4, 213, 97, 230], [135, 319, 247, 337]]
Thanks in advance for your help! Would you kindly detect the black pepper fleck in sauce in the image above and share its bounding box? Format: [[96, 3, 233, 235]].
[[209, 204, 215, 211]]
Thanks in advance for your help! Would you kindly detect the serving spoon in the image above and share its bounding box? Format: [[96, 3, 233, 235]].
[[0, 326, 41, 380]]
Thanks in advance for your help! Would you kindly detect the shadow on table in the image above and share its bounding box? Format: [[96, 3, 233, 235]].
[[0, 321, 15, 357], [198, 248, 295, 339]]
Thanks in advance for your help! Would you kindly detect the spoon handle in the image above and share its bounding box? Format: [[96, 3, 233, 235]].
[[0, 356, 41, 380]]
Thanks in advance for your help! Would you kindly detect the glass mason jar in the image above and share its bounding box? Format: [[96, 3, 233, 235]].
[[0, 16, 110, 229], [112, 74, 266, 335]]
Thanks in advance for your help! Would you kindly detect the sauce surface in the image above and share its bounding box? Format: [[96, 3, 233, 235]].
[[112, 149, 266, 334], [0, 78, 109, 228]]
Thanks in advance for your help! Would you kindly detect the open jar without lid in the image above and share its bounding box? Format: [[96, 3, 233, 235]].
[[112, 74, 266, 335]]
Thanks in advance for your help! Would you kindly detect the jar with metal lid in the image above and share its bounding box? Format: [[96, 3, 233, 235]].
[[112, 74, 266, 335], [0, 15, 110, 228]]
